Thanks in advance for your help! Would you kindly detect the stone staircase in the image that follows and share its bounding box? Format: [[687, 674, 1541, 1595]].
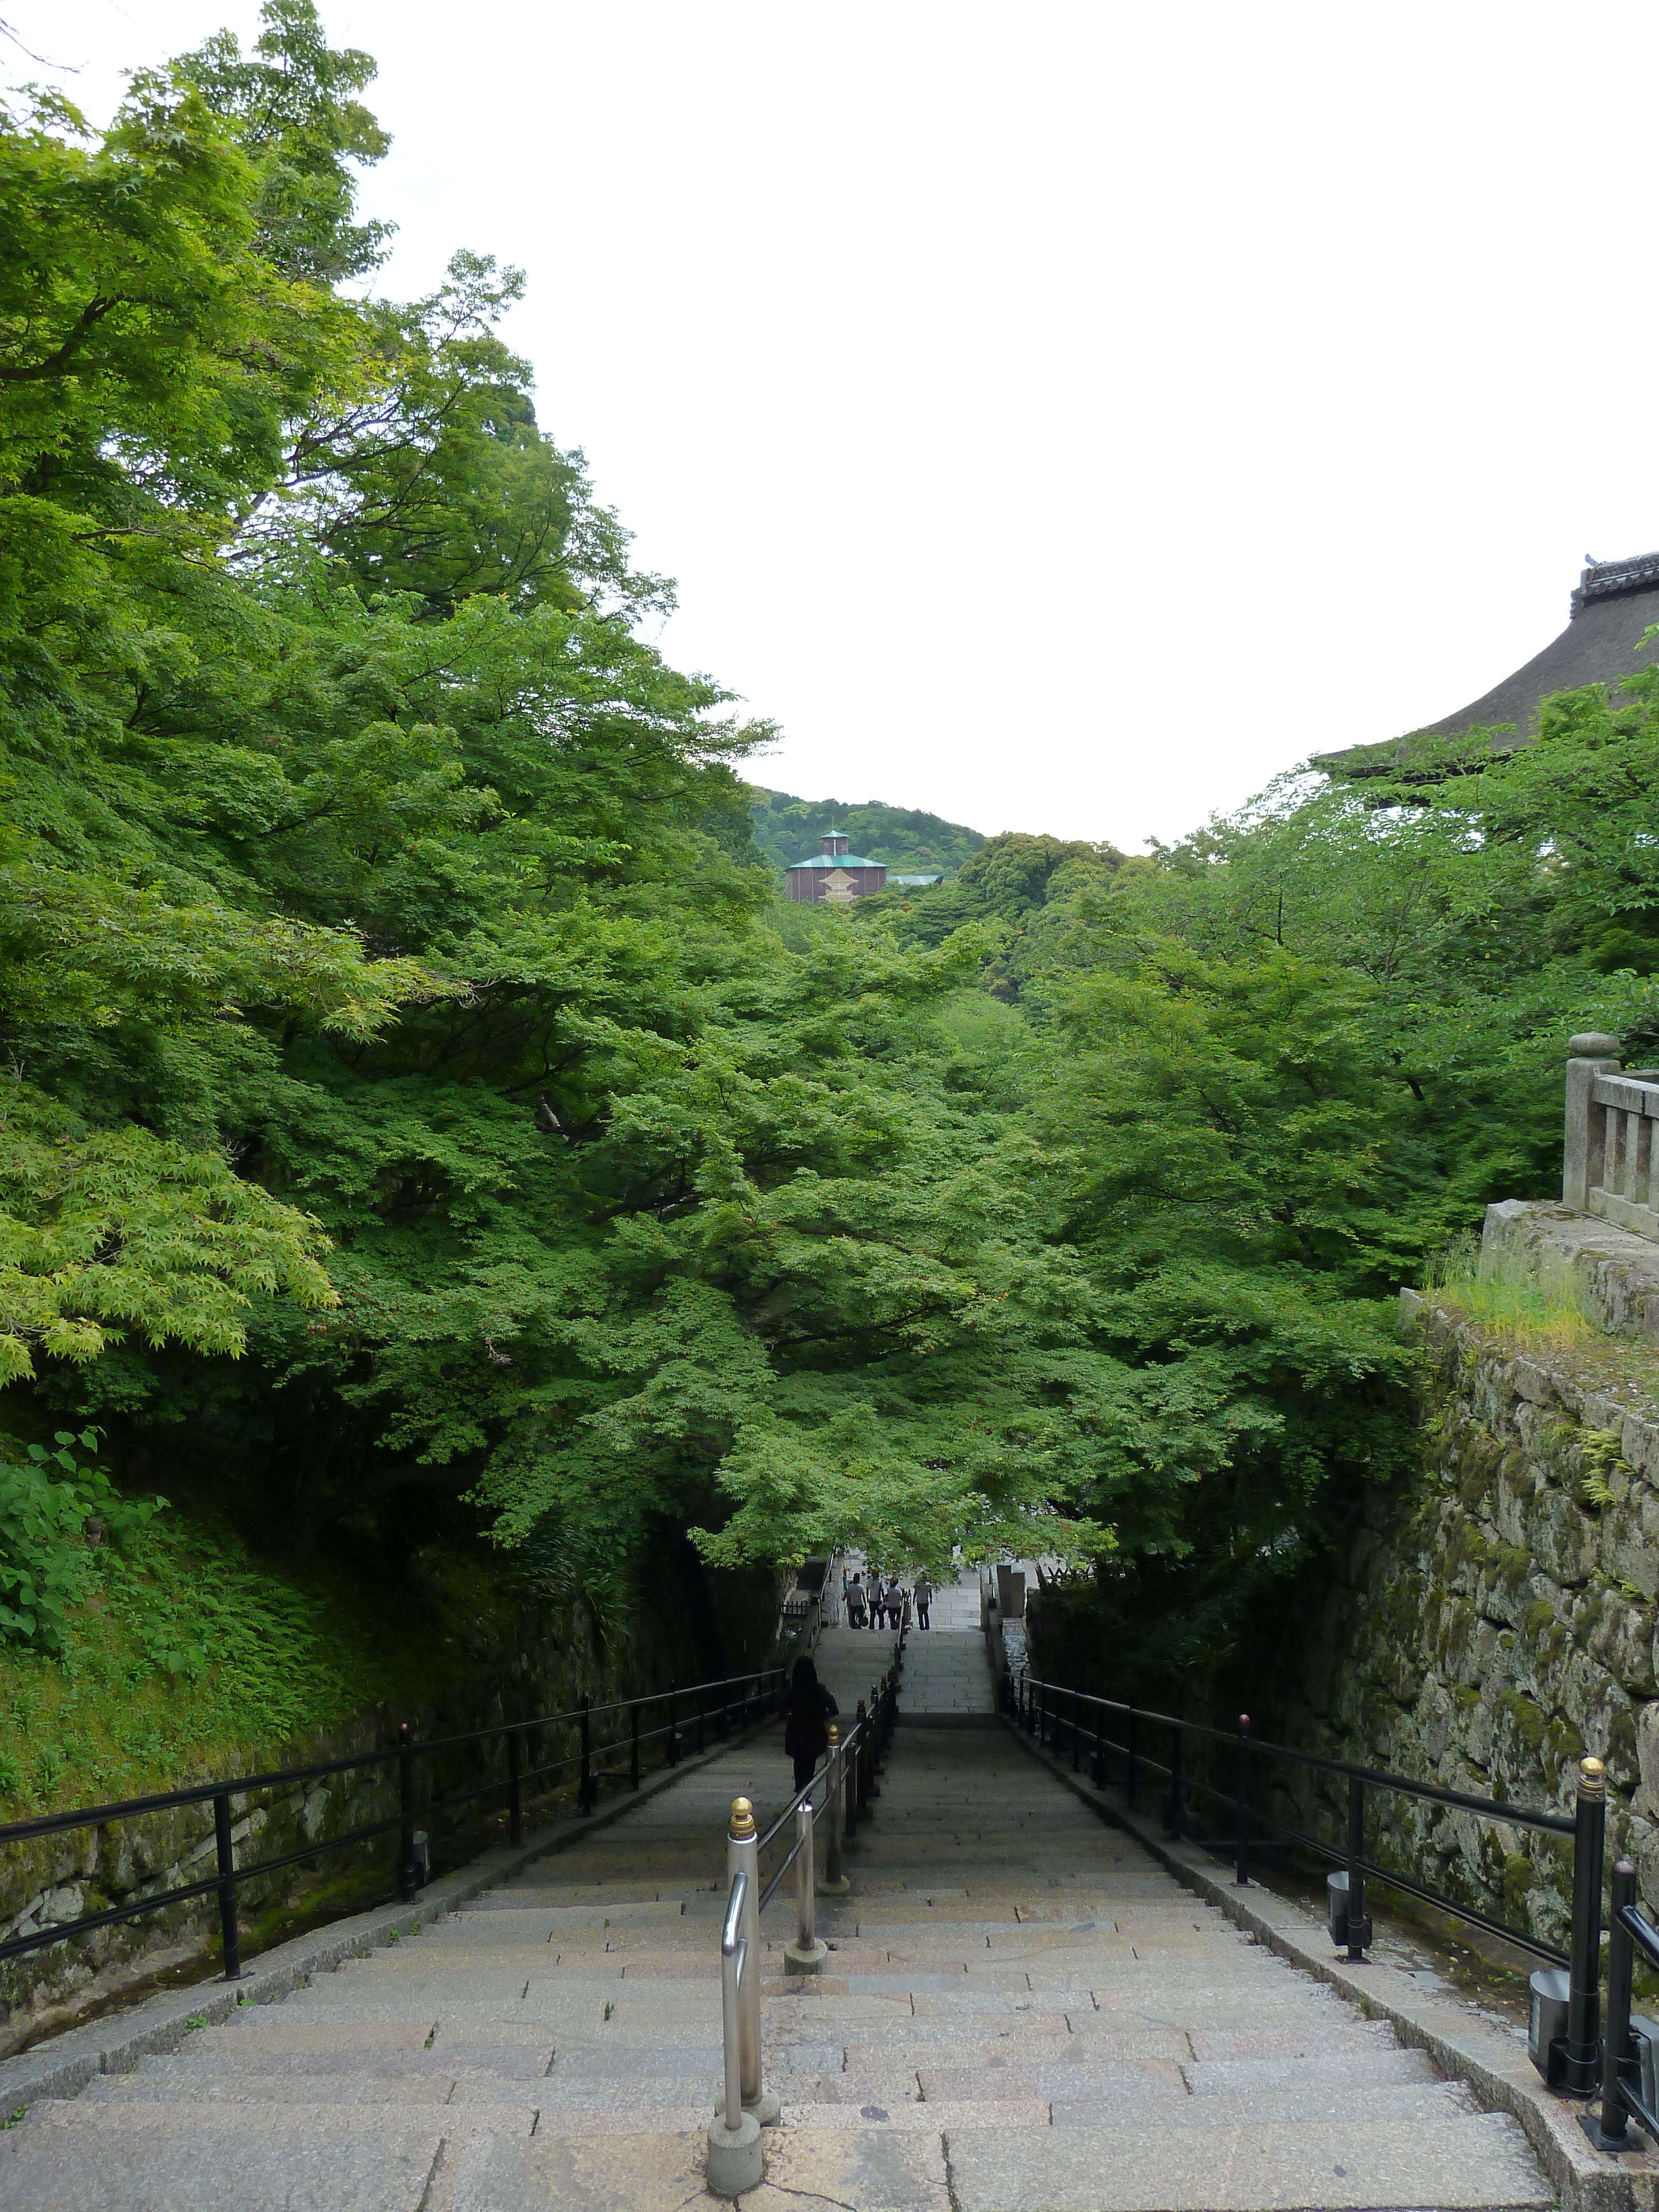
[[0, 1609, 1556, 2210]]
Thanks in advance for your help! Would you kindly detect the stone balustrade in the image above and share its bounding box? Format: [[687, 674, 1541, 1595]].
[[1564, 1032, 1659, 1241]]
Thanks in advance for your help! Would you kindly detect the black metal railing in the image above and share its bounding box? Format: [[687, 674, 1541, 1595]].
[[1585, 1858, 1659, 2149], [1006, 1665, 1608, 2097], [0, 1666, 784, 1984]]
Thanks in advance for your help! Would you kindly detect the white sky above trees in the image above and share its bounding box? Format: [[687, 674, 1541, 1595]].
[[18, 1, 1659, 849]]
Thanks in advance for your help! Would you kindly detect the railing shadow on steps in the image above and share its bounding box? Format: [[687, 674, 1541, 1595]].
[[0, 1665, 785, 1989], [708, 1647, 901, 2198], [1006, 1665, 1609, 2103]]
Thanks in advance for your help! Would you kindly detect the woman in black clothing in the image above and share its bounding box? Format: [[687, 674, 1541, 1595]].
[[780, 1656, 839, 1791]]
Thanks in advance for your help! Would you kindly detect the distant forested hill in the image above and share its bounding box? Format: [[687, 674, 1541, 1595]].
[[748, 789, 985, 878]]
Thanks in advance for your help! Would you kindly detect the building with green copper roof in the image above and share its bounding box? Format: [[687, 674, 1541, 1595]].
[[785, 831, 888, 905]]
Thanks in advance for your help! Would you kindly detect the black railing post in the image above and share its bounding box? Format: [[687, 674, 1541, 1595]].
[[1091, 1707, 1105, 1788], [397, 1721, 419, 1900], [869, 1683, 884, 1793], [578, 1693, 597, 1814], [666, 1678, 680, 1767], [1234, 1714, 1250, 1887], [1166, 1725, 1184, 1841], [213, 1788, 242, 1980], [507, 1727, 523, 1848], [1346, 1775, 1369, 1959], [1071, 1689, 1082, 1772], [856, 1699, 870, 1814], [1588, 1858, 1637, 2149], [1565, 1755, 1608, 2095], [630, 1703, 640, 1792]]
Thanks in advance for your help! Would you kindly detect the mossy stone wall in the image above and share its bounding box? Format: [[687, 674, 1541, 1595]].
[[1255, 1296, 1659, 1952]]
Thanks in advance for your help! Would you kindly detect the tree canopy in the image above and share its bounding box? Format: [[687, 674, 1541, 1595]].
[[3, 2, 1655, 1686]]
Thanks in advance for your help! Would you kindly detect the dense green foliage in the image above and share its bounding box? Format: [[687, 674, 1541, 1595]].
[[748, 789, 984, 880], [4, 1, 1657, 1730]]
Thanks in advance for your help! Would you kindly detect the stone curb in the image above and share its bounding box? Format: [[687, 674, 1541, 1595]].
[[0, 1709, 779, 2115], [1004, 1715, 1657, 2212]]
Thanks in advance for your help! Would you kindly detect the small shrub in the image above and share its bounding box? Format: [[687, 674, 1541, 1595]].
[[0, 1431, 164, 1651]]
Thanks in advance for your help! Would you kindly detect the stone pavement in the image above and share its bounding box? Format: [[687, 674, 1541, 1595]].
[[0, 1650, 1555, 2211]]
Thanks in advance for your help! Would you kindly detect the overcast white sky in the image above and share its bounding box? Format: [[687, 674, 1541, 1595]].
[[14, 2, 1659, 849]]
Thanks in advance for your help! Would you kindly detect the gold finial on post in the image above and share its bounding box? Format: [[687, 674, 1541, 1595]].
[[728, 1795, 756, 1839], [1578, 1756, 1606, 1799]]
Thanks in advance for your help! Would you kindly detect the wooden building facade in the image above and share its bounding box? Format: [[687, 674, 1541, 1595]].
[[785, 832, 888, 905]]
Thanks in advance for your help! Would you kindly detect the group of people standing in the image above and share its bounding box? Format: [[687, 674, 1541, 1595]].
[[844, 1569, 933, 1631]]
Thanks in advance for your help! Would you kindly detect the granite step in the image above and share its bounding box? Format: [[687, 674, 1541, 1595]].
[[943, 2111, 1552, 2211]]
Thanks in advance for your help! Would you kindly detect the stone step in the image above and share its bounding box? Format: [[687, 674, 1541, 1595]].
[[919, 2064, 1464, 2113], [1183, 2048, 1439, 2095], [943, 2110, 1552, 2211], [447, 2120, 943, 2211], [159, 2044, 557, 2080], [0, 2102, 451, 2212], [25, 2095, 534, 2139]]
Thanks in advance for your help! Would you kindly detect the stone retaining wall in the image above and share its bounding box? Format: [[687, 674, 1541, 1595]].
[[1248, 1261, 1659, 1952], [0, 1563, 779, 2057]]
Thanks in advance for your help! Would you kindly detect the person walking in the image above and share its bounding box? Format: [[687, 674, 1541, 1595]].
[[780, 1656, 839, 1792], [868, 1574, 885, 1629], [847, 1573, 868, 1629], [901, 1585, 914, 1632], [915, 1573, 933, 1630]]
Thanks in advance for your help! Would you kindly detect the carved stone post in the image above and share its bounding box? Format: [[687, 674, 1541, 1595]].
[[1564, 1034, 1621, 1209]]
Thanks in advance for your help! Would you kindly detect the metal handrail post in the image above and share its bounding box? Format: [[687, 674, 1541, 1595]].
[[725, 1796, 778, 2122], [666, 1678, 679, 1767], [1346, 1775, 1369, 1959], [507, 1728, 523, 1848], [1072, 1688, 1082, 1771], [722, 1878, 747, 2128], [397, 1722, 419, 1900], [1091, 1706, 1106, 1788], [785, 1794, 827, 1973], [820, 1726, 849, 1892], [709, 1865, 764, 2195], [1588, 1859, 1638, 2150], [1234, 1715, 1250, 1886], [578, 1694, 596, 1815], [797, 1799, 816, 1947], [213, 1789, 241, 1980], [1126, 1706, 1138, 1804], [1564, 1756, 1607, 2095], [1166, 1725, 1184, 1841], [855, 1700, 870, 1815], [868, 1684, 883, 1796], [844, 1717, 859, 1839], [630, 1703, 640, 1792]]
